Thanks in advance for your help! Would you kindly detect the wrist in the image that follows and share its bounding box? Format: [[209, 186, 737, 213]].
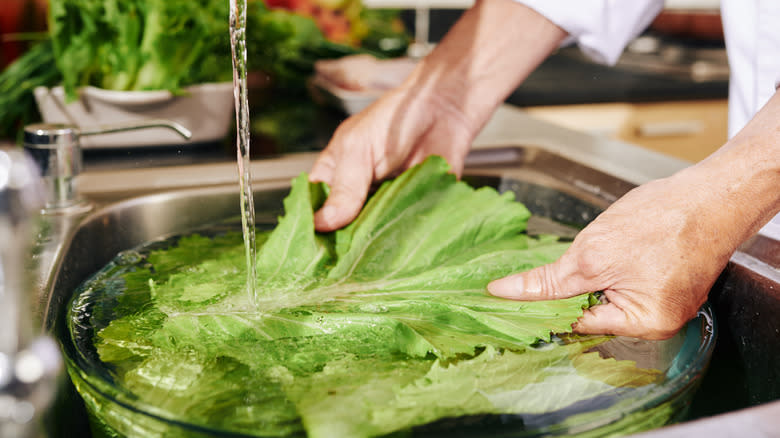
[[399, 0, 567, 132], [675, 103, 780, 250]]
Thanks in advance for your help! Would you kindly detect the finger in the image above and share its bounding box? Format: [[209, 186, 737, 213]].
[[572, 303, 631, 336], [313, 151, 374, 232], [309, 148, 337, 184], [444, 147, 467, 178], [404, 148, 468, 179], [487, 258, 591, 301], [574, 302, 680, 340], [402, 133, 470, 178]]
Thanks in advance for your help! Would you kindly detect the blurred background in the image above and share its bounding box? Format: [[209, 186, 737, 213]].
[[0, 0, 48, 68], [0, 0, 728, 164]]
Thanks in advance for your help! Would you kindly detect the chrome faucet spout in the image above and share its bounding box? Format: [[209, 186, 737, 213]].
[[79, 119, 193, 139], [0, 147, 61, 438]]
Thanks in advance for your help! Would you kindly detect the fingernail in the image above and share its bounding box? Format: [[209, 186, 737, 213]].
[[487, 276, 522, 298], [313, 205, 334, 230], [318, 205, 335, 220]]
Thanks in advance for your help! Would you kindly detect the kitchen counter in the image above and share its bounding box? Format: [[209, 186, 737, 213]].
[[76, 104, 690, 200]]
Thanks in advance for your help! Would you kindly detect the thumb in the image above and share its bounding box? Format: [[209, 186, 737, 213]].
[[313, 159, 374, 232], [487, 258, 591, 301]]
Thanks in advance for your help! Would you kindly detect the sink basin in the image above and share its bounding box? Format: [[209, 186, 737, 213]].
[[33, 147, 777, 436]]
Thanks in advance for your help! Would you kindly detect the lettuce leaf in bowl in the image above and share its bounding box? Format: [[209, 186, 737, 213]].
[[82, 156, 662, 437]]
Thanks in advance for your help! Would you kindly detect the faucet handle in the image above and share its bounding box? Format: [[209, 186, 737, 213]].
[[23, 119, 192, 213], [78, 118, 192, 139]]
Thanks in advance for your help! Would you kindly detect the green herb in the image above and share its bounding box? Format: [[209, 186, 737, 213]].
[[75, 157, 665, 437], [0, 39, 61, 141], [48, 0, 235, 97]]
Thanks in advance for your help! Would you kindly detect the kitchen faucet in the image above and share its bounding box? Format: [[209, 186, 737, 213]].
[[23, 119, 192, 214]]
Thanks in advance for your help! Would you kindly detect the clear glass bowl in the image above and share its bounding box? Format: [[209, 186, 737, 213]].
[[64, 227, 716, 438]]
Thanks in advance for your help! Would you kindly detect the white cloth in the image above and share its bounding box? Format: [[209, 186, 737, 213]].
[[515, 0, 780, 136]]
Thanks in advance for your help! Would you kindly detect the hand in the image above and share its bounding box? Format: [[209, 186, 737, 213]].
[[309, 0, 568, 232], [488, 172, 736, 340], [489, 88, 780, 340], [309, 84, 476, 231]]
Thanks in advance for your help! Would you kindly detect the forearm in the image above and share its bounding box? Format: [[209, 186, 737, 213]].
[[674, 90, 780, 257], [399, 0, 567, 133]]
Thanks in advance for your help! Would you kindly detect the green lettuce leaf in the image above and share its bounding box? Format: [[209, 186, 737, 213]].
[[291, 343, 660, 438], [146, 156, 586, 360], [83, 156, 667, 437]]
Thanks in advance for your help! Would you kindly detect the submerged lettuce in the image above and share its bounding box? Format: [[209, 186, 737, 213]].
[[84, 156, 663, 437]]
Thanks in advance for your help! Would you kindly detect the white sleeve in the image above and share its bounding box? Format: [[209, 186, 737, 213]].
[[514, 0, 664, 65]]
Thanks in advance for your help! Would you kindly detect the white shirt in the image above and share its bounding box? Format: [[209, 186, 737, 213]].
[[516, 0, 780, 238], [721, 0, 780, 137], [516, 0, 780, 137]]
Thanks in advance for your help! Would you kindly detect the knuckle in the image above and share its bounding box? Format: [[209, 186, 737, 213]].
[[566, 239, 608, 280], [534, 264, 568, 299]]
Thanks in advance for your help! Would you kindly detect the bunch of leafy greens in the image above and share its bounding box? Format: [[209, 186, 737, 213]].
[[70, 157, 666, 438], [1, 0, 408, 140], [48, 0, 226, 98], [45, 0, 399, 100]]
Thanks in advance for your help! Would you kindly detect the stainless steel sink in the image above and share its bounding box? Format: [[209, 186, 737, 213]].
[[32, 146, 780, 436], [37, 146, 631, 329]]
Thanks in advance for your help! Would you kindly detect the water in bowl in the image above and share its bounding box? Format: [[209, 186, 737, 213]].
[[65, 220, 716, 438]]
